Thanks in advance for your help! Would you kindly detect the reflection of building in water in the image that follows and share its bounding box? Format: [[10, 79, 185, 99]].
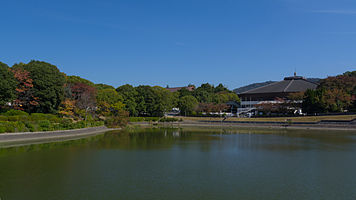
[[172, 131, 180, 137]]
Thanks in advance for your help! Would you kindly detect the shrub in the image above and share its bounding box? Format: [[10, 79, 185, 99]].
[[2, 110, 29, 116], [30, 113, 60, 122], [0, 126, 6, 133], [0, 116, 8, 121], [7, 116, 20, 121], [0, 109, 104, 133], [105, 116, 129, 128], [68, 121, 84, 129], [159, 117, 179, 122], [0, 122, 16, 133], [129, 117, 159, 122], [129, 117, 145, 122], [24, 121, 36, 132], [59, 118, 73, 129], [38, 120, 52, 131], [93, 121, 104, 126], [14, 122, 27, 132]]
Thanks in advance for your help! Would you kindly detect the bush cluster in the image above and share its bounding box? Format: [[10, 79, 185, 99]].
[[158, 117, 181, 122], [129, 117, 160, 122], [0, 110, 104, 133], [105, 116, 129, 128]]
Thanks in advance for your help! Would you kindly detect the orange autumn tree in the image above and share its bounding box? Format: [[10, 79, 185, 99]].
[[11, 67, 39, 111], [58, 99, 76, 117]]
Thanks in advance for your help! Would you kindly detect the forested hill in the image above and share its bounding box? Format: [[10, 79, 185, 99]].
[[234, 78, 321, 94]]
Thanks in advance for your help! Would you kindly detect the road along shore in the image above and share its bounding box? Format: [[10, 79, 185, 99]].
[[0, 126, 117, 148]]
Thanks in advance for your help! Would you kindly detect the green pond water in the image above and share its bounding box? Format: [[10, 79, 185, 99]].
[[0, 127, 356, 200]]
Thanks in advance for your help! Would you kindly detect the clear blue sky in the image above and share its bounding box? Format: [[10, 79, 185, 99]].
[[1, 0, 356, 89]]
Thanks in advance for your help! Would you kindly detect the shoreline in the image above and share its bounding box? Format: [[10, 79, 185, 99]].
[[132, 121, 356, 131], [1, 121, 355, 148], [0, 126, 117, 148]]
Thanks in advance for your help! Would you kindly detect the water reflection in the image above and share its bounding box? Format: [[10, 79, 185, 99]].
[[1, 127, 356, 200], [1, 127, 355, 154]]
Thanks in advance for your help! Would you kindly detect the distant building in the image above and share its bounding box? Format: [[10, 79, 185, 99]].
[[166, 86, 195, 92], [165, 86, 195, 116], [238, 74, 318, 116]]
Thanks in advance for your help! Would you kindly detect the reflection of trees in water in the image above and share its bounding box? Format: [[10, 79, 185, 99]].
[[97, 128, 221, 150], [0, 134, 105, 155], [0, 128, 224, 154], [0, 127, 354, 154]]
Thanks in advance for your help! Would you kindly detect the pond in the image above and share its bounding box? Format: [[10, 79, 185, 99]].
[[0, 127, 356, 200]]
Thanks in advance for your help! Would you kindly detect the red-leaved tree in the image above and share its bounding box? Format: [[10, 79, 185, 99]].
[[11, 68, 39, 111], [70, 83, 97, 120]]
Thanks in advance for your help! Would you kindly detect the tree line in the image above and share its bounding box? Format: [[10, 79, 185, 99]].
[[302, 71, 356, 114], [0, 60, 240, 125], [2, 60, 353, 121]]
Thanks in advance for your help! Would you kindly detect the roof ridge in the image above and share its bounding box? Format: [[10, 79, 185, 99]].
[[240, 81, 281, 94], [283, 79, 293, 92]]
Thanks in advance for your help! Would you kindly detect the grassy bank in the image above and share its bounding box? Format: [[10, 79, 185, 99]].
[[177, 115, 356, 123], [129, 117, 182, 123], [0, 110, 104, 133]]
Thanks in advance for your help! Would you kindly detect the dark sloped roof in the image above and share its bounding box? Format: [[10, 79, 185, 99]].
[[166, 86, 195, 92], [240, 76, 318, 94]]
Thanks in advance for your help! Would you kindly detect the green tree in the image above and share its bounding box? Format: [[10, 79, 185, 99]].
[[95, 83, 115, 90], [178, 95, 198, 116], [193, 83, 218, 103], [302, 89, 326, 114], [214, 83, 228, 93], [135, 85, 160, 116], [116, 84, 138, 116], [96, 88, 124, 117], [66, 75, 95, 86], [0, 62, 16, 107], [177, 88, 192, 98], [96, 89, 123, 105], [152, 86, 176, 115], [214, 92, 240, 104], [14, 61, 66, 113]]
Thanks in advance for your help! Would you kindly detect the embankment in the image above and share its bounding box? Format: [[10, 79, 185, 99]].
[[0, 126, 116, 148]]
